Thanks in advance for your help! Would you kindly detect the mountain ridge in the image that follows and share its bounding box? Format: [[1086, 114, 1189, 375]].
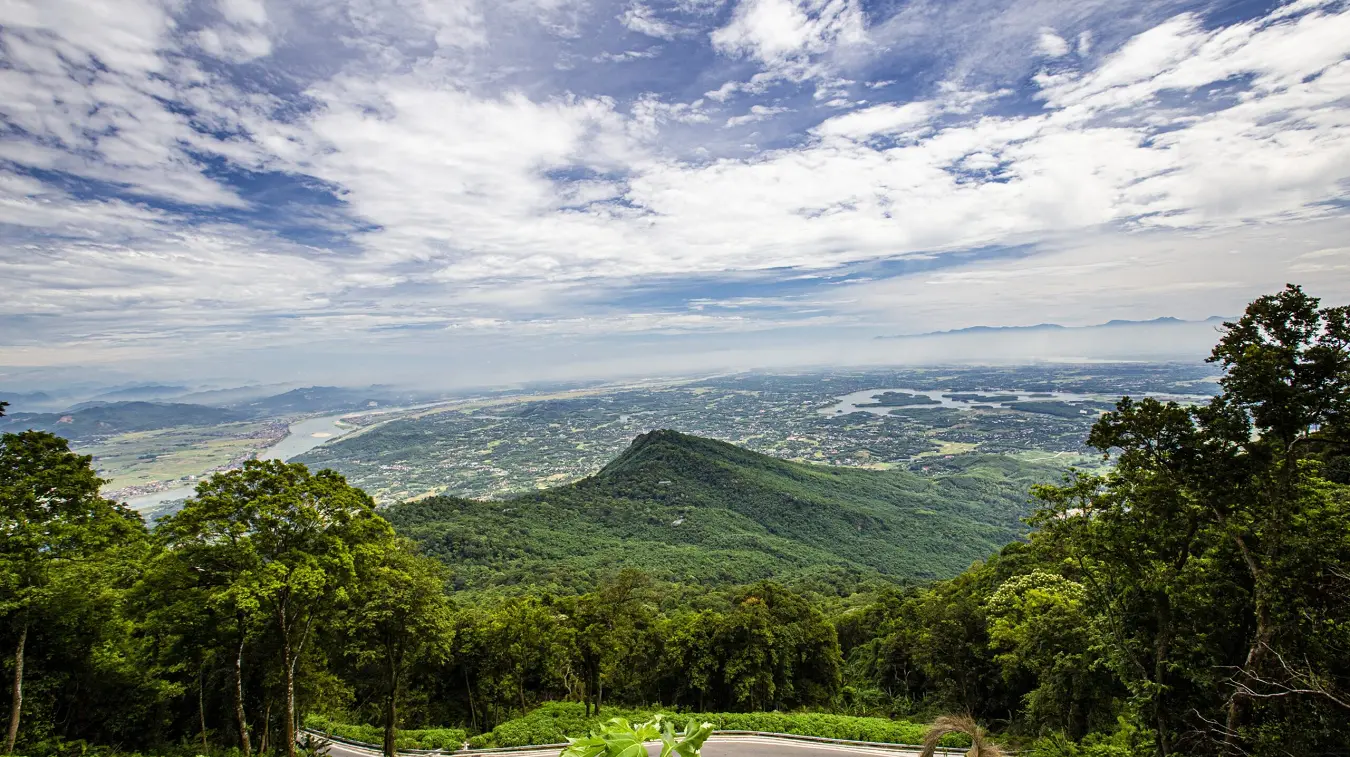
[[878, 315, 1230, 339], [385, 429, 1057, 593], [0, 401, 244, 441]]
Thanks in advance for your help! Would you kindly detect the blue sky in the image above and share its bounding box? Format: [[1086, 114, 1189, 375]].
[[2, 0, 1349, 386]]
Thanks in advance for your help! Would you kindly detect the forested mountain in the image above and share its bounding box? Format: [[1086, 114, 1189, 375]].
[[233, 386, 427, 416], [0, 401, 243, 441], [388, 430, 1056, 591]]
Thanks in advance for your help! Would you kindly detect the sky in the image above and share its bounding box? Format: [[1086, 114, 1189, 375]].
[[2, 0, 1349, 388]]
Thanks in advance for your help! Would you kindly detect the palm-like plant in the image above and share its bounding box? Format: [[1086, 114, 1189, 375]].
[[920, 715, 1003, 757]]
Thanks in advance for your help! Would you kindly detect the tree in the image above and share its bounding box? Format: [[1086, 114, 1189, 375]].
[[1030, 400, 1217, 756], [0, 431, 142, 754], [984, 571, 1114, 739], [138, 529, 257, 755], [716, 583, 841, 711], [158, 460, 393, 757], [566, 570, 656, 716], [1203, 284, 1350, 743], [340, 540, 454, 757], [1028, 285, 1350, 755]]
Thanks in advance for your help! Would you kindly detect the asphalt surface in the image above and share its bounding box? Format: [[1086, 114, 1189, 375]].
[[316, 736, 927, 757]]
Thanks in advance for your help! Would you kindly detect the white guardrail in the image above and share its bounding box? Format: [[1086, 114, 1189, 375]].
[[302, 728, 974, 757]]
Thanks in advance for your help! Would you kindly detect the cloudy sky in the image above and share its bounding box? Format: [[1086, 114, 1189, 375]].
[[2, 0, 1349, 386]]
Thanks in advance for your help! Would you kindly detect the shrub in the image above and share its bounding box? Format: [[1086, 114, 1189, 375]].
[[1022, 720, 1152, 757], [467, 703, 940, 749], [303, 714, 467, 750]]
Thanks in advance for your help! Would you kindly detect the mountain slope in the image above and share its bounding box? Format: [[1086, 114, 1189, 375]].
[[385, 430, 1054, 592], [0, 401, 244, 441]]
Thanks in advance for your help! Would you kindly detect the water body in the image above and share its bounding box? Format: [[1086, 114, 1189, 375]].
[[818, 388, 1204, 417], [257, 414, 353, 460], [123, 413, 355, 511]]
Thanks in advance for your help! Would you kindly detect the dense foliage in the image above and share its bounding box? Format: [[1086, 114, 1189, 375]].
[[464, 703, 931, 748], [1, 286, 1346, 757], [388, 433, 1058, 591]]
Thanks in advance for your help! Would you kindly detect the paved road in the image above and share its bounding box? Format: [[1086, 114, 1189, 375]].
[[316, 735, 927, 757]]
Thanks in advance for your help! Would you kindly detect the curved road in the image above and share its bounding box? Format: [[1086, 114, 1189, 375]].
[[315, 735, 931, 757]]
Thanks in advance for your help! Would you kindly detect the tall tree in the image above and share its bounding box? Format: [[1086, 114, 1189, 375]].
[[0, 431, 142, 754], [158, 460, 393, 757], [341, 540, 454, 757], [1203, 284, 1350, 743]]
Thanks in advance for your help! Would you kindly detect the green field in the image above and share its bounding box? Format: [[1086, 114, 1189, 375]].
[[81, 421, 285, 493]]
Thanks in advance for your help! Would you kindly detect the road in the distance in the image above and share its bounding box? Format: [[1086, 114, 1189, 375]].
[[317, 736, 928, 757]]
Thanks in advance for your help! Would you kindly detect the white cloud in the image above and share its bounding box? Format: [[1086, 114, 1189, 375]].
[[5, 0, 1350, 374], [218, 0, 267, 26], [594, 47, 663, 62], [622, 3, 681, 39], [1077, 30, 1093, 55], [704, 80, 742, 101], [725, 104, 790, 126], [812, 101, 934, 139], [832, 217, 1350, 330], [1037, 29, 1070, 57], [710, 0, 866, 71]]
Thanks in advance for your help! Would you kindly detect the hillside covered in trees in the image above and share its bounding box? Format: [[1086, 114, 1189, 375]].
[[388, 431, 1057, 591], [0, 285, 1348, 757]]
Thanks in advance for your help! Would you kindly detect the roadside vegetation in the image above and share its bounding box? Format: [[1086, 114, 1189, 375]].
[[1, 285, 1348, 757], [302, 715, 465, 750], [458, 703, 934, 749]]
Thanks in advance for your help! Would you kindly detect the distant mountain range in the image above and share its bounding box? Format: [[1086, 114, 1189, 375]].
[[879, 315, 1230, 339], [0, 383, 447, 426], [0, 401, 245, 442], [387, 429, 1060, 592]]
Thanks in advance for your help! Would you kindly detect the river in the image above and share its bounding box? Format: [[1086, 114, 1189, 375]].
[[123, 412, 356, 511]]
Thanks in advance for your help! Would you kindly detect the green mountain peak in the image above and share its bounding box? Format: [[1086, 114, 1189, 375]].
[[387, 431, 1058, 593]]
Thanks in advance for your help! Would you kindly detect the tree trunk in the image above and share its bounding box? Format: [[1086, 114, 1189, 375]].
[[463, 667, 478, 733], [200, 666, 209, 751], [1225, 592, 1273, 748], [234, 629, 252, 757], [383, 693, 397, 757], [1223, 528, 1273, 752], [383, 654, 399, 757], [260, 700, 271, 754], [283, 660, 296, 757], [4, 622, 27, 755], [1153, 599, 1173, 757], [280, 606, 297, 757]]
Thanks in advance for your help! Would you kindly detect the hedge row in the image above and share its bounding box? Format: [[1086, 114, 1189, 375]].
[[466, 702, 937, 749], [304, 714, 467, 750]]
